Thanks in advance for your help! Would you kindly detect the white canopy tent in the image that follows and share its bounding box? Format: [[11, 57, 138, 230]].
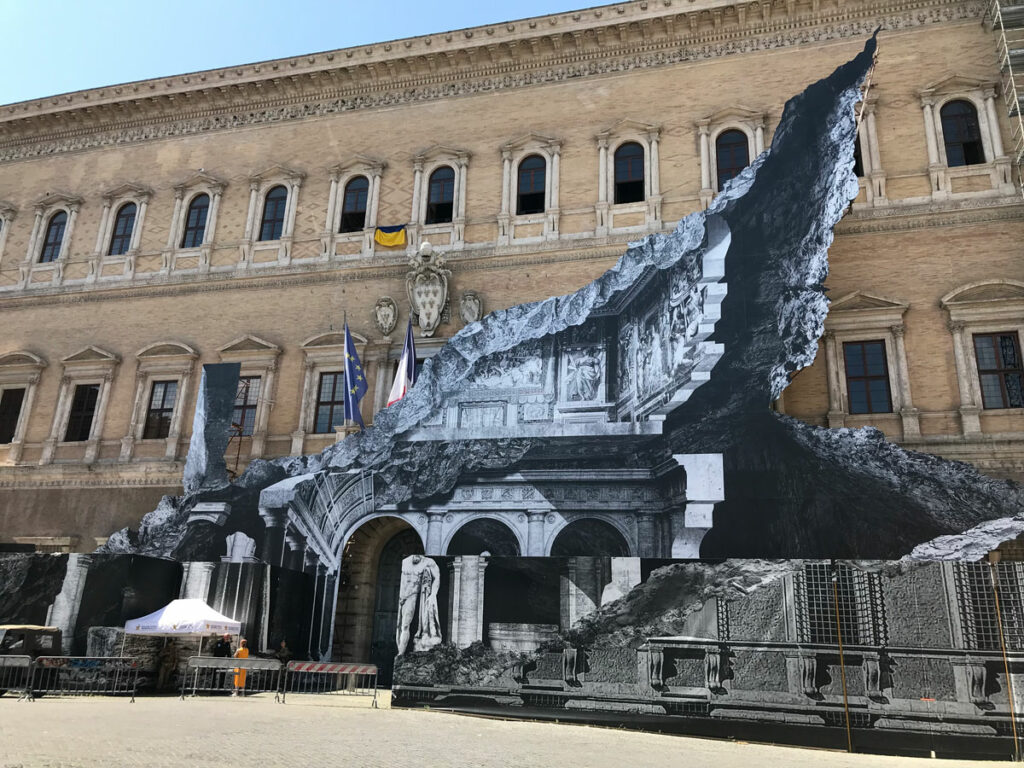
[[122, 599, 241, 657]]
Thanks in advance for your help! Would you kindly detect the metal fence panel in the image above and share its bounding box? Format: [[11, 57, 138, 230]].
[[180, 656, 284, 700], [0, 655, 33, 700], [282, 661, 378, 706], [32, 657, 140, 702]]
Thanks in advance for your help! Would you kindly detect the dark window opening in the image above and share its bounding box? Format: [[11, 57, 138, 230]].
[[425, 167, 455, 225], [64, 384, 100, 443], [142, 380, 178, 440], [340, 176, 369, 233], [941, 100, 985, 167], [40, 211, 67, 263], [259, 185, 288, 242], [853, 136, 865, 178], [613, 142, 645, 204], [232, 376, 261, 437], [843, 340, 892, 414], [314, 372, 346, 434], [108, 202, 137, 256], [181, 195, 209, 249], [516, 155, 546, 215], [715, 130, 750, 188], [974, 332, 1024, 409], [0, 388, 26, 444]]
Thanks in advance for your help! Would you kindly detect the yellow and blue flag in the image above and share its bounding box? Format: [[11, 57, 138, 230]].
[[374, 225, 406, 247], [343, 323, 367, 429]]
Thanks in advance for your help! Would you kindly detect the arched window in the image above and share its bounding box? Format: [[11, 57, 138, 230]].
[[180, 194, 210, 249], [940, 100, 985, 167], [39, 211, 68, 263], [613, 142, 645, 204], [340, 176, 369, 233], [516, 155, 546, 215], [259, 185, 288, 241], [425, 166, 455, 224], [108, 202, 137, 256], [715, 130, 750, 188]]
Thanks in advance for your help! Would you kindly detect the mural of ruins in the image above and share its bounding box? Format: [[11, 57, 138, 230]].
[[3, 35, 1024, 759]]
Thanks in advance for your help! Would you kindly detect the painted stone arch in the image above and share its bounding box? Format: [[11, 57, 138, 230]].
[[445, 514, 523, 556], [549, 515, 632, 557]]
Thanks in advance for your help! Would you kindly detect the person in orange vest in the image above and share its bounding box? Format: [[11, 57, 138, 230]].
[[232, 638, 249, 696]]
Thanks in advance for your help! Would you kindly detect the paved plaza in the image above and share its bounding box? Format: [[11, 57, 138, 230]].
[[0, 694, 992, 768]]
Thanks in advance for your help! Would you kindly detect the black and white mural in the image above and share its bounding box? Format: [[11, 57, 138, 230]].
[[3, 33, 1024, 758]]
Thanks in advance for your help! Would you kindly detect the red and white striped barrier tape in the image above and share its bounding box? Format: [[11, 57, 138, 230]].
[[287, 662, 377, 675]]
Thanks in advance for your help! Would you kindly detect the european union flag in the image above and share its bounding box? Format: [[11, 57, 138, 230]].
[[344, 323, 367, 428]]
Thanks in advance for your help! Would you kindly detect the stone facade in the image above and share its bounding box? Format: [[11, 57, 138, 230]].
[[0, 0, 1022, 551]]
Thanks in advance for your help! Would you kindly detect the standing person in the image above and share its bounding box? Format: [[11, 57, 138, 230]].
[[212, 634, 232, 692], [232, 638, 249, 696], [275, 640, 292, 665]]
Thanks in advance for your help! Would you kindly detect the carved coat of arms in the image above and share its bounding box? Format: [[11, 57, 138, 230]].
[[406, 242, 450, 337]]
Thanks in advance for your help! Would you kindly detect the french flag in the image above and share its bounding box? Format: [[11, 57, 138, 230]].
[[387, 320, 418, 406]]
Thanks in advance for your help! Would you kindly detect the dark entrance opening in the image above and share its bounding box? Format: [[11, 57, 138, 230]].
[[550, 519, 630, 557], [369, 528, 424, 687], [447, 518, 521, 556]]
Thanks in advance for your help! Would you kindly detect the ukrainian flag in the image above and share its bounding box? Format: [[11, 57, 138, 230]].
[[374, 225, 407, 247]]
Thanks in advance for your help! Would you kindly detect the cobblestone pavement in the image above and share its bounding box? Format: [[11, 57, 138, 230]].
[[0, 694, 989, 768]]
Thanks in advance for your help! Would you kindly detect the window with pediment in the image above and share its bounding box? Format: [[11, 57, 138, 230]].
[[164, 172, 226, 273], [498, 134, 561, 244], [594, 120, 662, 234], [22, 192, 82, 287], [241, 165, 305, 267], [410, 146, 470, 248], [0, 351, 45, 464], [218, 334, 281, 459], [120, 342, 197, 462], [292, 331, 369, 454], [41, 346, 119, 465]]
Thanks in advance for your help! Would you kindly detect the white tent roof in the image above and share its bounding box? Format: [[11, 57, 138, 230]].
[[123, 598, 241, 636]]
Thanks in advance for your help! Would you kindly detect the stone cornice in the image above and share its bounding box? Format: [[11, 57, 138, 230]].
[[0, 0, 984, 163], [836, 195, 1024, 234]]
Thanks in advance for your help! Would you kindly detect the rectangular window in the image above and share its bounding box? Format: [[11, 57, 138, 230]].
[[232, 376, 261, 437], [843, 340, 892, 414], [955, 562, 1024, 651], [314, 372, 346, 434], [973, 332, 1024, 409], [142, 380, 178, 440], [64, 384, 100, 442], [0, 388, 26, 444]]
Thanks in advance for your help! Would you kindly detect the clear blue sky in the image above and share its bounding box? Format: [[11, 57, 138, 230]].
[[1, 0, 580, 105]]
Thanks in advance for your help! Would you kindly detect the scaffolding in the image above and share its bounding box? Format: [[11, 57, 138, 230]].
[[988, 0, 1024, 198]]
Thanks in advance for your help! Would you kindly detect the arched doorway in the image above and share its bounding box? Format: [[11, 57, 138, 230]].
[[332, 517, 423, 687], [447, 517, 521, 556], [550, 518, 630, 557]]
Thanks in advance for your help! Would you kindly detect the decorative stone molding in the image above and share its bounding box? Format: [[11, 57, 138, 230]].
[[497, 133, 562, 245], [941, 279, 1024, 436], [822, 291, 918, 437], [218, 334, 282, 459], [90, 182, 153, 282], [373, 296, 398, 336], [240, 164, 306, 268], [120, 341, 198, 462], [164, 171, 226, 273], [291, 329, 369, 454], [459, 290, 484, 325], [41, 346, 119, 465], [0, 200, 16, 265], [0, 350, 46, 464], [854, 96, 888, 208], [22, 192, 83, 289], [696, 105, 767, 207], [323, 154, 386, 258], [595, 118, 662, 234], [410, 145, 470, 249], [919, 73, 1015, 199], [0, 1, 988, 163]]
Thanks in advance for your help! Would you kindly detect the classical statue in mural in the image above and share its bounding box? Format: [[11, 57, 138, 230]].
[[565, 349, 602, 402], [459, 290, 483, 325], [396, 554, 442, 655], [373, 296, 398, 336], [406, 241, 450, 337]]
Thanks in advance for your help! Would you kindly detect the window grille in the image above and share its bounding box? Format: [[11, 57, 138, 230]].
[[314, 372, 346, 434], [940, 100, 985, 167], [843, 340, 893, 414], [954, 561, 1024, 651], [973, 332, 1024, 409], [142, 380, 178, 440], [795, 563, 885, 645], [259, 185, 288, 241], [232, 376, 261, 437], [181, 195, 209, 249], [108, 202, 137, 256], [40, 211, 67, 263]]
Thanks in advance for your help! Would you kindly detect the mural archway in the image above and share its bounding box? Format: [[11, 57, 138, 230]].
[[446, 516, 522, 556], [550, 517, 631, 557], [332, 515, 423, 686]]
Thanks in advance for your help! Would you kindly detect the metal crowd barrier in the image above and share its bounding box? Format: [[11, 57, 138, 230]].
[[281, 661, 378, 707], [31, 656, 140, 702], [0, 655, 33, 700], [180, 656, 284, 700]]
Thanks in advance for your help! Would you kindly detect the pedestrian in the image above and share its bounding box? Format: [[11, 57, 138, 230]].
[[156, 639, 177, 692], [212, 634, 232, 657], [275, 639, 292, 665], [232, 638, 249, 696]]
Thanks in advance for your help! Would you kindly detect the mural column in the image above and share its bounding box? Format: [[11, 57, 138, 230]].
[[637, 514, 659, 557], [179, 561, 217, 600], [447, 555, 489, 648], [426, 511, 445, 555], [47, 554, 93, 655], [526, 511, 547, 556], [669, 454, 724, 558], [258, 507, 288, 567]]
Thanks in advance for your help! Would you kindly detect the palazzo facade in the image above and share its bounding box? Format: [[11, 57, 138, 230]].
[[1, 0, 1023, 668]]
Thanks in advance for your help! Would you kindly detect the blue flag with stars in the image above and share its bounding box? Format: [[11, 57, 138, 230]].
[[344, 323, 367, 428]]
